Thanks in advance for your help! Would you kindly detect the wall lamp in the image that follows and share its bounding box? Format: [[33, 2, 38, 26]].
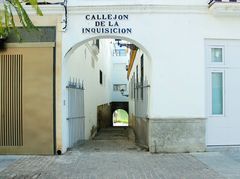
[[115, 39, 138, 50], [120, 88, 129, 97]]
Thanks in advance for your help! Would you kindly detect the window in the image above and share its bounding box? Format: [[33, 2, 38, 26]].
[[99, 70, 103, 85], [113, 49, 127, 56], [95, 39, 100, 50], [140, 55, 144, 100], [211, 47, 224, 63], [211, 71, 224, 115], [113, 84, 127, 91]]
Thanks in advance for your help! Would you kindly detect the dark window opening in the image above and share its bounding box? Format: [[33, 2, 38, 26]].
[[96, 39, 100, 50], [99, 70, 103, 85]]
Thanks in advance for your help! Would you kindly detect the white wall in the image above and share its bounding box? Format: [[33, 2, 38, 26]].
[[128, 49, 151, 117], [56, 2, 240, 150], [62, 8, 240, 121], [62, 39, 112, 152], [111, 55, 129, 102]]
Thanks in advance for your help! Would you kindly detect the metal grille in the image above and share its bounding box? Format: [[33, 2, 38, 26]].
[[0, 54, 23, 146], [135, 80, 149, 118], [67, 80, 85, 148]]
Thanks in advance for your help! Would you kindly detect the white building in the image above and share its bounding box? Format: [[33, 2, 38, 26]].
[[1, 0, 240, 154], [111, 40, 129, 102]]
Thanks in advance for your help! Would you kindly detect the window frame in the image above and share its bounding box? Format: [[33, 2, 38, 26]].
[[208, 45, 225, 66], [209, 70, 225, 117], [113, 84, 127, 91]]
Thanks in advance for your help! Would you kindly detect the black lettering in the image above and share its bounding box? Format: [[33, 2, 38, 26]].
[[95, 21, 101, 26], [126, 28, 132, 33], [113, 28, 118, 33], [105, 28, 109, 33], [86, 15, 90, 20], [118, 15, 123, 20], [114, 22, 119, 26], [108, 14, 113, 20], [102, 14, 107, 20], [91, 15, 96, 20], [86, 28, 90, 33]]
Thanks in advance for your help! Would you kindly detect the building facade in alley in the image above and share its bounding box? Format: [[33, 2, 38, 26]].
[[0, 0, 240, 154]]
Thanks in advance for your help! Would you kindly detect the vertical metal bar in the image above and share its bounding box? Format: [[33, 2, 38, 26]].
[[20, 55, 23, 146], [6, 54, 9, 146], [2, 55, 4, 145], [12, 55, 16, 146], [0, 55, 2, 146], [15, 55, 18, 146], [9, 54, 12, 146], [2, 55, 6, 146], [67, 88, 69, 146], [67, 83, 85, 147]]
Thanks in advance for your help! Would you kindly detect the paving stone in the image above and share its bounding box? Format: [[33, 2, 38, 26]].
[[0, 129, 226, 179], [193, 152, 240, 179]]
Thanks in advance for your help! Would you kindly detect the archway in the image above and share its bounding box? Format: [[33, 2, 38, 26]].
[[61, 36, 152, 151], [112, 109, 129, 127], [64, 35, 152, 62]]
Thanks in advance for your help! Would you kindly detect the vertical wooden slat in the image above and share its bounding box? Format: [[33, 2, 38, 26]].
[[16, 55, 19, 146], [0, 56, 1, 146], [12, 55, 16, 146], [2, 56, 5, 146], [1, 55, 3, 146], [0, 54, 23, 146], [4, 54, 7, 146], [20, 54, 23, 146], [6, 55, 10, 146], [9, 55, 12, 146], [7, 55, 10, 146]]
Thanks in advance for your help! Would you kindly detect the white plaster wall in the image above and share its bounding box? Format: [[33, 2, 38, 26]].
[[128, 49, 151, 117], [62, 39, 112, 152], [58, 4, 240, 151], [148, 14, 240, 119], [62, 11, 240, 121], [111, 56, 129, 102]]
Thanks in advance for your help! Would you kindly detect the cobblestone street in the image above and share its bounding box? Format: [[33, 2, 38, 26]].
[[0, 128, 235, 179]]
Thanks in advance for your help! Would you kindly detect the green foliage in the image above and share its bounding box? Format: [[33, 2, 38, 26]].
[[113, 109, 129, 124], [0, 0, 43, 39]]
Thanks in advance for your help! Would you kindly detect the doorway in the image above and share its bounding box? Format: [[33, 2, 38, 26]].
[[62, 37, 151, 150], [112, 109, 129, 127]]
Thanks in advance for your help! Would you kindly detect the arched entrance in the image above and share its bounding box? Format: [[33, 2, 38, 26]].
[[61, 36, 152, 152], [112, 109, 129, 127]]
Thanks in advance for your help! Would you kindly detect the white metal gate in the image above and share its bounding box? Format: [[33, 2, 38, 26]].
[[67, 80, 85, 148]]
